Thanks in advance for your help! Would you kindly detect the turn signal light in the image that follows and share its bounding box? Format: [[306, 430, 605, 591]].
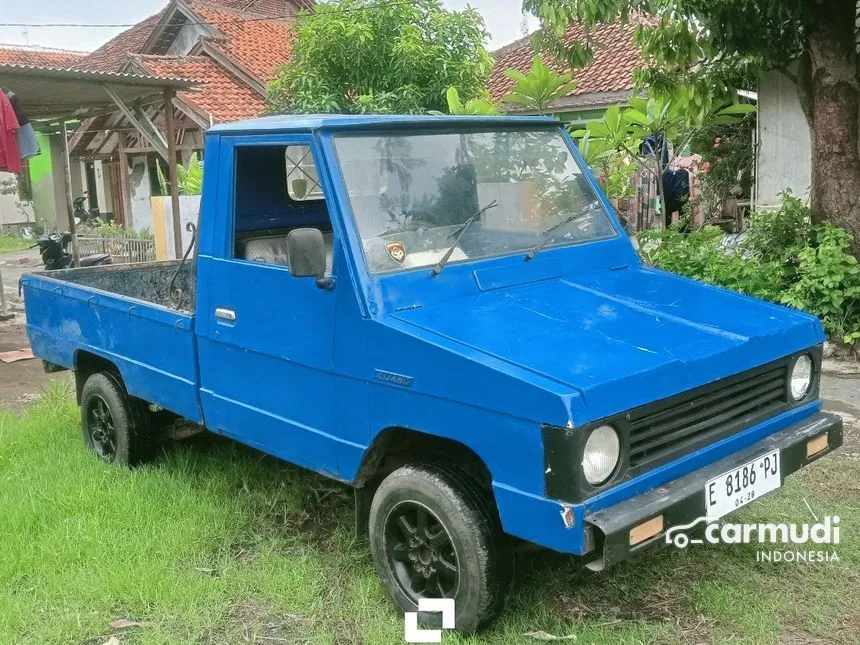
[[629, 515, 664, 546], [806, 435, 828, 458]]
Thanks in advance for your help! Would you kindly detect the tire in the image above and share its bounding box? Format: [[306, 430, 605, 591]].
[[80, 371, 153, 466], [368, 462, 513, 633]]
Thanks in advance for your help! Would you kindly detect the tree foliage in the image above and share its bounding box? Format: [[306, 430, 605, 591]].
[[502, 56, 577, 114], [444, 87, 500, 115], [522, 0, 860, 257], [573, 90, 754, 221], [521, 0, 813, 108], [266, 0, 493, 115]]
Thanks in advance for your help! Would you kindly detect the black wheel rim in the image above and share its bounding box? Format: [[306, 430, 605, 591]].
[[384, 501, 459, 600], [86, 395, 116, 461]]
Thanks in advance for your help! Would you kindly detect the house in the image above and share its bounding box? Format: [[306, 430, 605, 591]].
[[61, 0, 311, 232], [0, 45, 85, 68], [488, 18, 647, 125]]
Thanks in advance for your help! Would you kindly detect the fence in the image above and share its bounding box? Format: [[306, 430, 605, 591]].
[[76, 234, 156, 264]]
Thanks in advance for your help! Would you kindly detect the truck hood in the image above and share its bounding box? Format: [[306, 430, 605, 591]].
[[391, 267, 823, 422]]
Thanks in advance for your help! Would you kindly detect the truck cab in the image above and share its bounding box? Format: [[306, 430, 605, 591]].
[[23, 115, 843, 633]]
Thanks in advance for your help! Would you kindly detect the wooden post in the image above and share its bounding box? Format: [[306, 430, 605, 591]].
[[60, 120, 80, 267], [0, 265, 7, 317], [164, 89, 183, 259], [118, 148, 131, 228]]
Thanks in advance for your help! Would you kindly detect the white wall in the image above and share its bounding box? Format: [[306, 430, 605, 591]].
[[756, 68, 812, 208], [166, 23, 209, 55], [94, 161, 108, 213], [128, 155, 153, 231], [0, 172, 35, 226], [156, 194, 200, 259], [71, 161, 84, 201]]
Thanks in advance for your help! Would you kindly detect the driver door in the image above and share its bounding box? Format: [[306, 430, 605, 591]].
[[195, 136, 340, 475]]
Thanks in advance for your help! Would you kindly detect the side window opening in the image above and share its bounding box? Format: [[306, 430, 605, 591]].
[[232, 144, 333, 273], [286, 145, 325, 201]]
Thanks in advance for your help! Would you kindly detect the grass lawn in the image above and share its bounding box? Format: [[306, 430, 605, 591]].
[[0, 234, 33, 254], [1, 385, 857, 644]]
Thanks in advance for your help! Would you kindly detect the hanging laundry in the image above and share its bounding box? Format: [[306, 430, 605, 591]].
[[0, 91, 21, 174], [6, 91, 40, 160], [662, 168, 691, 228]]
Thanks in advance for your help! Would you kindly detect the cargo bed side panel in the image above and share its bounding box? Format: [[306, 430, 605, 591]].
[[22, 274, 201, 423]]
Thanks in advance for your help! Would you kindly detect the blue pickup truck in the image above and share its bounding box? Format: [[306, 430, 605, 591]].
[[23, 115, 842, 632]]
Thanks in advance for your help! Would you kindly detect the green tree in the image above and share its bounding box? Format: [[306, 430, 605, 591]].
[[267, 0, 493, 115], [503, 55, 577, 114], [444, 86, 500, 115], [574, 91, 754, 223], [523, 0, 860, 258]]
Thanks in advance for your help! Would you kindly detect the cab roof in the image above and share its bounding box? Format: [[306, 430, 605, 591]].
[[208, 113, 559, 134]]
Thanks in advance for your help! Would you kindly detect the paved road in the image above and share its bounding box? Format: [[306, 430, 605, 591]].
[[0, 248, 40, 322], [821, 364, 860, 425]]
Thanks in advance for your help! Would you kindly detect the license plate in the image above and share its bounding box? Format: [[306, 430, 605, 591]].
[[705, 450, 781, 519]]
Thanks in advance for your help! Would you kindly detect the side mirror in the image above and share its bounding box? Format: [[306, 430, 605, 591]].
[[286, 228, 333, 289]]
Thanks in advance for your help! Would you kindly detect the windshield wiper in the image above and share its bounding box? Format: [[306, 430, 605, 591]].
[[525, 200, 600, 261], [431, 199, 498, 276]]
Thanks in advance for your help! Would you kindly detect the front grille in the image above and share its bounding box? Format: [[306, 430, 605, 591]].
[[627, 364, 789, 469]]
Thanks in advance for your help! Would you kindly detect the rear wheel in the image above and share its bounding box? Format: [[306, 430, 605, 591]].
[[80, 372, 153, 466], [368, 463, 513, 633]]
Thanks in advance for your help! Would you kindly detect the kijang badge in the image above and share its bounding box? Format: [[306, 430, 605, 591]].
[[385, 241, 406, 264]]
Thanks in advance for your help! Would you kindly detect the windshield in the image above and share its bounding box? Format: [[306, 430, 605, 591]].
[[333, 128, 616, 274]]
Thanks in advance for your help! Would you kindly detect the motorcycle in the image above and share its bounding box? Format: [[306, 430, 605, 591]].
[[34, 232, 111, 270], [73, 193, 108, 227]]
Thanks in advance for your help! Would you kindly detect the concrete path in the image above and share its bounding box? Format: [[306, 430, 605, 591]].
[[0, 247, 40, 323], [821, 360, 860, 437]]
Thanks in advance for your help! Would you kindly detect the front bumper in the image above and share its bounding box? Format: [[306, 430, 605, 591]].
[[583, 411, 843, 571]]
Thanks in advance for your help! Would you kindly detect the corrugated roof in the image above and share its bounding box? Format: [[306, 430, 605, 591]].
[[135, 54, 265, 122], [488, 19, 647, 108], [0, 61, 191, 85], [0, 61, 192, 121], [0, 45, 86, 68]]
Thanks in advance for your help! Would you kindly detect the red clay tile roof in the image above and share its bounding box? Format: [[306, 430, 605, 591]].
[[488, 19, 646, 107], [135, 54, 265, 122], [187, 2, 295, 82], [75, 12, 165, 73], [0, 45, 86, 68], [203, 0, 312, 12]]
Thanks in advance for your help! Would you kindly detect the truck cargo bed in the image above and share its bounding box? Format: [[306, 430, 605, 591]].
[[21, 261, 201, 423], [56, 261, 196, 312]]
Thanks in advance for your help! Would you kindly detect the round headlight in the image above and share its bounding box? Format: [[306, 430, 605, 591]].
[[790, 354, 813, 400], [582, 425, 620, 485]]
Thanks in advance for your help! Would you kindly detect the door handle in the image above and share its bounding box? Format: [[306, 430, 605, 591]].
[[214, 307, 236, 322]]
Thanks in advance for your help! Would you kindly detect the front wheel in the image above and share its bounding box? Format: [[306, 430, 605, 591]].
[[368, 463, 513, 633]]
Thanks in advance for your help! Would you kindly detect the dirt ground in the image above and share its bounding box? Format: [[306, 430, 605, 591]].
[[0, 322, 66, 410], [0, 249, 67, 410]]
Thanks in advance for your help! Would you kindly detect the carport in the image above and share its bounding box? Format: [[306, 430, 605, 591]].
[[0, 63, 195, 265]]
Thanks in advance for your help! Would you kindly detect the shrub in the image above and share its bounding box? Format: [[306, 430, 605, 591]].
[[89, 223, 153, 239], [638, 193, 860, 345], [781, 223, 860, 345], [638, 226, 786, 301]]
